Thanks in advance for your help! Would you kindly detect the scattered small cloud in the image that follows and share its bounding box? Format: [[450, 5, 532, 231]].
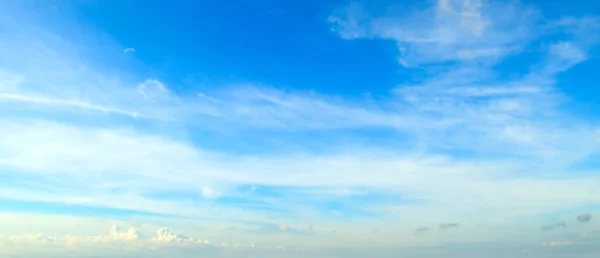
[[274, 224, 313, 235], [0, 224, 302, 255], [439, 223, 460, 230], [123, 48, 135, 54], [201, 187, 220, 199], [577, 213, 592, 223], [542, 240, 573, 247], [153, 227, 190, 243], [137, 79, 172, 101], [224, 222, 313, 236], [275, 244, 287, 252], [197, 92, 219, 102], [414, 227, 430, 235], [108, 224, 143, 240], [541, 221, 567, 231]]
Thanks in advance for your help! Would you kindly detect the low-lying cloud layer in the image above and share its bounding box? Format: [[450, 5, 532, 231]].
[[0, 224, 298, 256]]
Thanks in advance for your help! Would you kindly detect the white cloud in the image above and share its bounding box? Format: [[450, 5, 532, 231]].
[[201, 187, 220, 199], [0, 223, 304, 257], [153, 227, 191, 243], [108, 224, 142, 241], [137, 79, 172, 101], [0, 92, 142, 118], [124, 48, 135, 53], [1, 213, 597, 257], [328, 0, 537, 66], [0, 0, 599, 252], [542, 42, 588, 74], [0, 70, 23, 91], [542, 240, 573, 247], [1, 117, 599, 228], [443, 86, 543, 97]]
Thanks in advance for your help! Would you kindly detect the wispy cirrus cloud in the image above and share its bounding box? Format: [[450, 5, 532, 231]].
[[328, 1, 600, 168], [328, 0, 538, 66]]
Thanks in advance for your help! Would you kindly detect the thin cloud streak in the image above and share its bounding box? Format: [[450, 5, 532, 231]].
[[541, 221, 567, 232], [0, 92, 142, 118], [438, 223, 460, 230], [414, 227, 429, 235]]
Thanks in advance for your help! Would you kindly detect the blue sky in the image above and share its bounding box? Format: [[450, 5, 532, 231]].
[[1, 0, 600, 257]]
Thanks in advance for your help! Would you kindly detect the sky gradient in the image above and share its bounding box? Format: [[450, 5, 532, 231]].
[[0, 0, 599, 257]]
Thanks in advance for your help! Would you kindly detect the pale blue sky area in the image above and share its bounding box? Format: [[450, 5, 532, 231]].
[[0, 0, 599, 257]]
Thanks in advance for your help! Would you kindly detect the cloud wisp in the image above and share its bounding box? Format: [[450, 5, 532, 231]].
[[541, 221, 567, 232], [414, 227, 429, 235], [439, 223, 460, 230]]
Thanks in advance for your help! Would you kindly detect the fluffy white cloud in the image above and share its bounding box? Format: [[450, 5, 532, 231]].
[[153, 227, 192, 243], [108, 224, 142, 241]]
